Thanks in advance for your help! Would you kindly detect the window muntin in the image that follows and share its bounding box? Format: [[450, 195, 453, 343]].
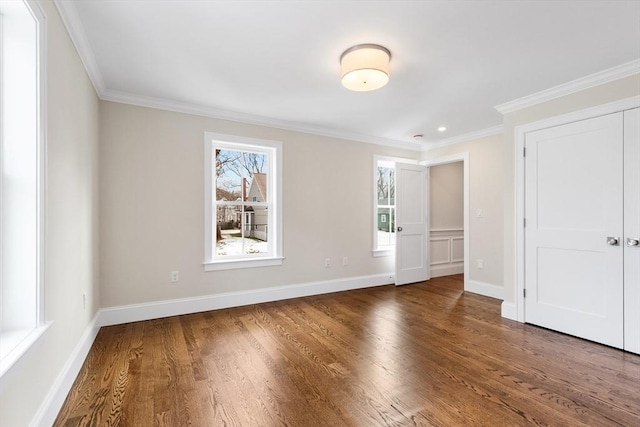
[[204, 134, 282, 270]]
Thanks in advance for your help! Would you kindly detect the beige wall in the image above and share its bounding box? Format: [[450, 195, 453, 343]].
[[99, 101, 416, 307], [430, 162, 464, 230], [502, 74, 640, 305], [0, 1, 101, 425], [423, 134, 504, 287]]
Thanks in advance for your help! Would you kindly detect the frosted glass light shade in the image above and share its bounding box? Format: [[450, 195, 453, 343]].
[[340, 44, 390, 92]]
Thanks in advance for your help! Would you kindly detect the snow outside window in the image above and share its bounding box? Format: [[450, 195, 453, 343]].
[[204, 133, 283, 271]]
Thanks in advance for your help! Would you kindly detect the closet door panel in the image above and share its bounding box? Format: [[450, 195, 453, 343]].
[[524, 113, 624, 348]]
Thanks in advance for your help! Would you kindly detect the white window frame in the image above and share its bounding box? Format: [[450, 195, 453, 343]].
[[372, 155, 416, 257], [0, 0, 50, 378], [203, 132, 283, 271]]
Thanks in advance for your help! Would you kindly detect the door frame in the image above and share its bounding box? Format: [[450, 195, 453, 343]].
[[422, 153, 470, 292], [512, 96, 640, 322]]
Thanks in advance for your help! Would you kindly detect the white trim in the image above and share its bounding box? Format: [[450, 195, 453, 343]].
[[422, 125, 503, 151], [0, 322, 51, 378], [52, 0, 105, 95], [99, 274, 393, 327], [423, 153, 470, 293], [513, 95, 640, 323], [429, 264, 464, 278], [430, 228, 464, 233], [28, 0, 47, 334], [496, 60, 640, 114], [467, 280, 504, 300], [102, 89, 427, 151], [29, 314, 101, 427], [204, 257, 283, 271], [451, 236, 464, 263], [501, 301, 517, 321]]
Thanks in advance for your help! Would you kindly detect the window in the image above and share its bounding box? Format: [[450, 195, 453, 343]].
[[374, 159, 396, 255], [204, 133, 282, 271], [373, 156, 416, 256], [0, 0, 48, 376]]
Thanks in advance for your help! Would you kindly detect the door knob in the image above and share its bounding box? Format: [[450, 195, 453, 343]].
[[607, 236, 620, 246], [627, 237, 640, 247], [397, 226, 403, 232]]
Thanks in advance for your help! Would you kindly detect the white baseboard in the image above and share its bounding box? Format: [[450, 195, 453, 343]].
[[466, 280, 504, 300], [30, 313, 101, 427], [99, 273, 394, 326], [501, 301, 518, 321], [429, 264, 464, 278]]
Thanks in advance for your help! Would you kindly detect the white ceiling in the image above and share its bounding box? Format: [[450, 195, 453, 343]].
[[55, 0, 640, 149]]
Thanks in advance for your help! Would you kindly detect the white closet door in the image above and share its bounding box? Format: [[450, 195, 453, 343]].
[[624, 108, 640, 354], [525, 113, 624, 348]]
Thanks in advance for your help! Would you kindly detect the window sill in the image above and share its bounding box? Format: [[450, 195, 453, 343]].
[[204, 256, 284, 271], [373, 249, 394, 257], [0, 321, 52, 378]]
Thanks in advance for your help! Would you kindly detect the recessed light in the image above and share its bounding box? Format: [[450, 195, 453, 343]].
[[437, 126, 447, 132]]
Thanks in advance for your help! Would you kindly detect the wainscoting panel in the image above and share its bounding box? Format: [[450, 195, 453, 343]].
[[430, 228, 464, 277]]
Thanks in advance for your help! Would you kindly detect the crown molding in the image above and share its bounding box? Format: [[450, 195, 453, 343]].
[[101, 88, 424, 151], [53, 0, 106, 95], [422, 125, 503, 151], [495, 59, 640, 114]]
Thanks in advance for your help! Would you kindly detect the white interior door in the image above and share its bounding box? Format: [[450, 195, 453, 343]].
[[395, 163, 429, 286], [524, 113, 624, 348], [624, 108, 640, 354]]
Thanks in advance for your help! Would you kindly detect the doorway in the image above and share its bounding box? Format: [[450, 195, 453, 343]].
[[423, 153, 470, 291]]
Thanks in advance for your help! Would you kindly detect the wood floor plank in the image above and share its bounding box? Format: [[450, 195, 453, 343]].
[[54, 275, 640, 426]]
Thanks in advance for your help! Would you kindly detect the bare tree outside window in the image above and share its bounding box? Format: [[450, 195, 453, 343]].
[[215, 149, 269, 256], [377, 165, 396, 247]]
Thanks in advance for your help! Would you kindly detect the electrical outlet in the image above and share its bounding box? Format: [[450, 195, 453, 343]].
[[171, 270, 180, 282], [476, 259, 484, 269], [324, 258, 331, 268], [343, 257, 348, 266]]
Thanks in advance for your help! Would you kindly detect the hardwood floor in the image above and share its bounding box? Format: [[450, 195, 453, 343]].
[[54, 275, 640, 426]]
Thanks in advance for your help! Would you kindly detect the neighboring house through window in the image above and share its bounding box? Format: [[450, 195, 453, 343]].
[[204, 133, 282, 271], [0, 0, 48, 376]]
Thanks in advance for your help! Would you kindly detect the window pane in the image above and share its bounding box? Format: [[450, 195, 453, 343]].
[[377, 207, 395, 247], [216, 149, 267, 202], [242, 208, 268, 255], [216, 206, 241, 256], [377, 166, 391, 203]]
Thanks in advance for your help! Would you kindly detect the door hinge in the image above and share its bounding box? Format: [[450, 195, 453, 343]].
[[523, 218, 526, 227], [523, 147, 526, 157], [523, 288, 526, 298]]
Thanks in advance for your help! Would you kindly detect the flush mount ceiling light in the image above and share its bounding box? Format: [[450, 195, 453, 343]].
[[340, 44, 391, 92]]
